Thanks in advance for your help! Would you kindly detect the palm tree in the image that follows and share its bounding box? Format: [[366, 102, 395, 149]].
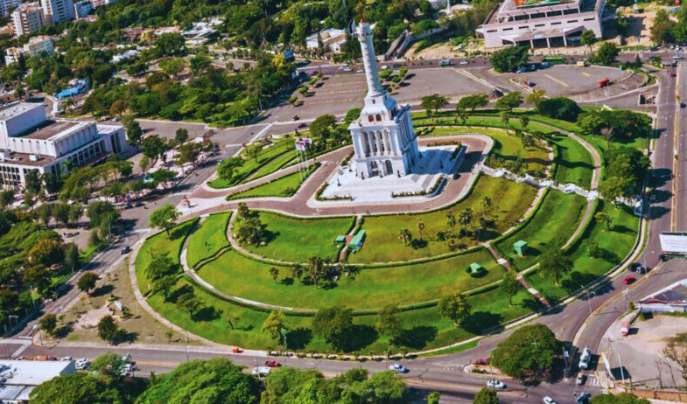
[[459, 208, 473, 226], [446, 213, 456, 230], [417, 220, 426, 241], [525, 89, 546, 106], [399, 229, 412, 246]]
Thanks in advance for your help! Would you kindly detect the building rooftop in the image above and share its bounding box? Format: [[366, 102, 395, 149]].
[[0, 360, 74, 386], [23, 120, 81, 140], [0, 102, 43, 121], [640, 279, 687, 306]]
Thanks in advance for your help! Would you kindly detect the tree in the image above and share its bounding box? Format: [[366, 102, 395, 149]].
[[30, 373, 124, 404], [313, 306, 354, 350], [145, 254, 177, 282], [525, 89, 546, 106], [91, 352, 126, 382], [427, 392, 441, 404], [141, 135, 169, 162], [51, 203, 70, 226], [269, 266, 279, 283], [457, 94, 489, 112], [125, 120, 143, 145], [500, 272, 520, 305], [438, 294, 471, 325], [580, 30, 597, 54], [459, 208, 473, 226], [651, 10, 676, 44], [175, 128, 189, 145], [490, 46, 529, 73], [262, 310, 286, 345], [421, 94, 448, 117], [217, 157, 243, 183], [495, 92, 523, 112], [591, 42, 619, 66], [87, 201, 119, 236], [244, 143, 263, 162], [309, 114, 337, 139], [536, 97, 581, 122], [377, 305, 402, 341], [591, 393, 650, 404], [97, 315, 122, 344], [399, 228, 412, 246], [136, 359, 259, 404], [155, 33, 187, 57], [39, 313, 58, 336], [64, 243, 80, 272], [344, 107, 362, 124], [473, 387, 499, 404], [27, 238, 64, 267], [77, 272, 98, 294], [149, 204, 179, 235], [490, 324, 561, 383], [594, 212, 612, 230], [539, 249, 573, 285], [0, 190, 14, 207]]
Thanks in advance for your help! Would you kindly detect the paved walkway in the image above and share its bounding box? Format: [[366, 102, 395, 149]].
[[178, 135, 493, 219]]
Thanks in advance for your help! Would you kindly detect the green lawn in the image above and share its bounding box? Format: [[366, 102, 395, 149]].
[[208, 138, 296, 189], [527, 201, 640, 302], [246, 148, 300, 181], [495, 190, 587, 271], [240, 211, 354, 262], [547, 132, 594, 188], [227, 165, 316, 201], [196, 248, 504, 310], [351, 175, 538, 263], [135, 220, 197, 295], [186, 213, 230, 268]]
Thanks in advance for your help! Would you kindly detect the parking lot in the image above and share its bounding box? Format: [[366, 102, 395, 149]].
[[600, 314, 687, 389], [479, 64, 630, 97]]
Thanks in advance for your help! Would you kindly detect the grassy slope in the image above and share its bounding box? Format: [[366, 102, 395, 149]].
[[227, 166, 314, 200], [495, 190, 587, 271], [186, 212, 230, 268], [351, 175, 538, 263], [196, 248, 503, 309], [527, 201, 639, 302], [242, 211, 354, 262]]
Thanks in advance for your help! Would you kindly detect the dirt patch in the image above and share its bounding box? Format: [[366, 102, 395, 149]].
[[59, 263, 199, 345]]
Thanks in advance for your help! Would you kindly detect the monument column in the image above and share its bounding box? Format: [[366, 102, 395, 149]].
[[357, 23, 384, 97]]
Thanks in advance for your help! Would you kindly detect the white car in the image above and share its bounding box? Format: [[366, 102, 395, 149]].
[[388, 363, 408, 373], [120, 363, 134, 376], [543, 397, 557, 404], [486, 379, 506, 389], [251, 366, 271, 376], [578, 347, 592, 370], [74, 358, 90, 370]]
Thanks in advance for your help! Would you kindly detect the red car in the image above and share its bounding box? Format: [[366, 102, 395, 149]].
[[264, 360, 281, 368], [231, 346, 242, 353], [623, 275, 637, 285]]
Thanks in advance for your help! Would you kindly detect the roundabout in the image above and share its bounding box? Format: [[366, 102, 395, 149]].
[[130, 23, 643, 356]]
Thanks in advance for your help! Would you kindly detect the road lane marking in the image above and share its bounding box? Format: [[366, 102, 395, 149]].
[[545, 73, 570, 88]]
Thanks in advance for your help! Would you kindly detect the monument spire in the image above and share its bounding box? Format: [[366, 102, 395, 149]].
[[356, 23, 385, 97]]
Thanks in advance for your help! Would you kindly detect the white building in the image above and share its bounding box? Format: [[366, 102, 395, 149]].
[[0, 0, 20, 17], [111, 49, 138, 64], [638, 279, 687, 314], [4, 36, 54, 65], [40, 0, 74, 24], [11, 2, 45, 37], [0, 360, 75, 403], [90, 0, 117, 7], [306, 28, 347, 54], [0, 102, 131, 189], [477, 0, 607, 48], [348, 23, 420, 178]]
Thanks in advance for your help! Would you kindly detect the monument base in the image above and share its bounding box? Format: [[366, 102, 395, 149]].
[[319, 145, 464, 203]]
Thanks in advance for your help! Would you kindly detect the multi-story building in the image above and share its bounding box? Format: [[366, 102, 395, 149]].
[[477, 0, 608, 48], [0, 0, 20, 17], [4, 35, 54, 64], [11, 2, 45, 37], [40, 0, 74, 24], [90, 0, 117, 7], [73, 0, 92, 18], [0, 102, 130, 190]]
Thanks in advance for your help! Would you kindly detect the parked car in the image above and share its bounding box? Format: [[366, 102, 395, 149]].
[[620, 320, 631, 336], [624, 275, 637, 285], [388, 363, 408, 373], [543, 397, 557, 404], [576, 373, 586, 385], [578, 347, 592, 370], [75, 358, 90, 370], [486, 379, 506, 389], [121, 246, 131, 255], [628, 262, 647, 274], [264, 360, 281, 368], [576, 392, 591, 404], [439, 59, 453, 67], [231, 346, 242, 353], [458, 60, 469, 65]]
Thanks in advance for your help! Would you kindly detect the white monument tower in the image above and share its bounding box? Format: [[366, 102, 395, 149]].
[[348, 23, 420, 178]]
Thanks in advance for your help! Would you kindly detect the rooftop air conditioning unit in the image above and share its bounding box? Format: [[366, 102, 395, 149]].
[[29, 154, 38, 162]]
